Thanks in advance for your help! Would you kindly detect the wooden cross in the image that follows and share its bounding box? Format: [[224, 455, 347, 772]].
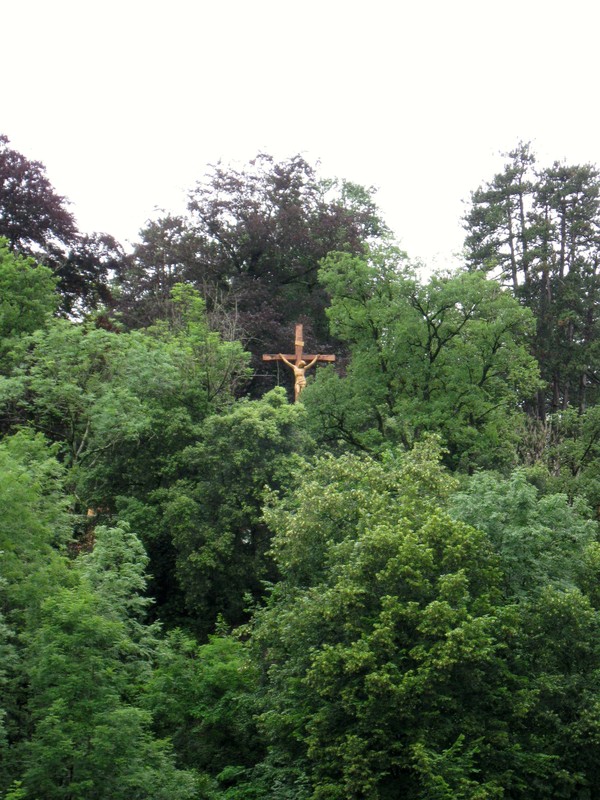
[[262, 323, 335, 401]]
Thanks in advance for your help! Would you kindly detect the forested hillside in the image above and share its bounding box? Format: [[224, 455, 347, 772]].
[[4, 137, 600, 798]]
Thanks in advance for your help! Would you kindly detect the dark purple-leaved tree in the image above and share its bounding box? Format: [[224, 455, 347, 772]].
[[118, 154, 388, 390], [0, 134, 77, 255], [0, 135, 128, 315]]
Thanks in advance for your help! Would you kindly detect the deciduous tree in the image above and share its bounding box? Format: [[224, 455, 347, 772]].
[[304, 245, 539, 469], [251, 441, 518, 797], [0, 135, 127, 315], [0, 135, 77, 256], [119, 155, 386, 391], [21, 526, 198, 800], [149, 388, 312, 635]]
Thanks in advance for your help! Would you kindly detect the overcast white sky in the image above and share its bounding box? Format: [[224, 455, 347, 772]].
[[4, 0, 600, 268]]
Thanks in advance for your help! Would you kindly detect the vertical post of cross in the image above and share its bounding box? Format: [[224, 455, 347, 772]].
[[294, 323, 304, 363]]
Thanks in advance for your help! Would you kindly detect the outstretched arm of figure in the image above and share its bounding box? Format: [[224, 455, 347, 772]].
[[279, 354, 295, 369], [305, 355, 320, 370]]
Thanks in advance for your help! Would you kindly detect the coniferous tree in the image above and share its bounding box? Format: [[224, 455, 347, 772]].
[[464, 144, 600, 418]]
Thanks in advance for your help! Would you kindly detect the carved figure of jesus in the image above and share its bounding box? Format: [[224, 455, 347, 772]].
[[278, 353, 320, 401], [262, 324, 335, 402]]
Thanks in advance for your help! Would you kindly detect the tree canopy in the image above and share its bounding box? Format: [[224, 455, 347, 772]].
[[4, 140, 600, 799], [464, 142, 600, 418], [0, 136, 127, 315], [116, 154, 387, 397], [302, 244, 539, 469]]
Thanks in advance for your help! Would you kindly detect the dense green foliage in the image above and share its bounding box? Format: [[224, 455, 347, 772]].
[[464, 142, 600, 419], [303, 245, 539, 469], [4, 141, 600, 798]]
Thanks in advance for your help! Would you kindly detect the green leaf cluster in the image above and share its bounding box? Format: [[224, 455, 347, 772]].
[[304, 245, 540, 470], [247, 442, 600, 798]]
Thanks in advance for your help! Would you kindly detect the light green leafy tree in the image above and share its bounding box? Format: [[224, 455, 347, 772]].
[[0, 429, 72, 620], [449, 469, 598, 596], [0, 239, 58, 364], [304, 245, 540, 470], [0, 431, 73, 795], [0, 284, 249, 505], [19, 524, 198, 800], [1, 320, 175, 474], [250, 440, 528, 798], [250, 440, 600, 797]]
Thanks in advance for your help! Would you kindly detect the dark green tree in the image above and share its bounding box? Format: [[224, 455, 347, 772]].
[[57, 232, 129, 317], [0, 595, 19, 793], [536, 405, 600, 512], [114, 215, 206, 329], [464, 143, 600, 418], [145, 629, 263, 793], [137, 387, 312, 635]]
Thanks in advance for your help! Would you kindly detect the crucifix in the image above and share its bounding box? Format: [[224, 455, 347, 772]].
[[262, 323, 335, 402]]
